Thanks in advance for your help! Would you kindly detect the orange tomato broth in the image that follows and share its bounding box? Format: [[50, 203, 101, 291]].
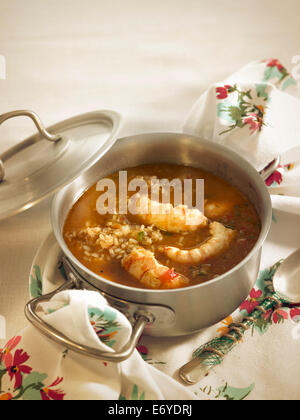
[[63, 164, 261, 289]]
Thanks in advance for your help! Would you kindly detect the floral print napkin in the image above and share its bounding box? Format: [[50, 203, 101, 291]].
[[0, 290, 197, 400], [184, 58, 300, 172]]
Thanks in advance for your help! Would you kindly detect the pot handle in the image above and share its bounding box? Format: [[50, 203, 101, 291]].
[[259, 156, 281, 182], [0, 110, 63, 182], [24, 279, 150, 363]]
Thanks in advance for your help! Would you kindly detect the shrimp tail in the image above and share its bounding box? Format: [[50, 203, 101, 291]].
[[122, 247, 189, 289], [162, 222, 236, 264]]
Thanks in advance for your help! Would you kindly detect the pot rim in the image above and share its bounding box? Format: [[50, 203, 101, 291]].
[[51, 132, 272, 295]]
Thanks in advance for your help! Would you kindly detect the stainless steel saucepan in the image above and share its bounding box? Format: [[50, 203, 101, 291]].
[[25, 132, 273, 362]]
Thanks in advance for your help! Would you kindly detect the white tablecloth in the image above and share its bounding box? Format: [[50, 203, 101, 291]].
[[1, 0, 300, 399]]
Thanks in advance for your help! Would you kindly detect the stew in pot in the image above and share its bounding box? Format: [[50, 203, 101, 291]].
[[63, 164, 261, 290]]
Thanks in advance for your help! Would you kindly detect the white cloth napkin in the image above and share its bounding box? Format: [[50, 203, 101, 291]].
[[0, 290, 197, 400], [183, 58, 300, 173]]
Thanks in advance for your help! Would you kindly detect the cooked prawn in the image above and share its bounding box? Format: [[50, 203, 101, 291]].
[[204, 199, 234, 219], [130, 195, 208, 232], [161, 222, 236, 264], [122, 247, 189, 289]]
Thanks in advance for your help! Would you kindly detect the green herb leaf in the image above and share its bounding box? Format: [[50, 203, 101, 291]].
[[138, 231, 145, 242]]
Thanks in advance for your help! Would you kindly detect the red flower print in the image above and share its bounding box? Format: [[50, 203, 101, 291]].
[[272, 308, 289, 324], [137, 344, 148, 357], [6, 349, 32, 390], [266, 58, 283, 71], [290, 307, 300, 322], [240, 289, 262, 313], [0, 336, 21, 369], [136, 337, 149, 360], [216, 85, 232, 100], [263, 308, 289, 324], [265, 170, 283, 187], [243, 113, 263, 135], [263, 309, 272, 321], [40, 377, 65, 401]]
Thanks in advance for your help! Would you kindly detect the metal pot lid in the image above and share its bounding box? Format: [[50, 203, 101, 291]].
[[0, 109, 121, 221]]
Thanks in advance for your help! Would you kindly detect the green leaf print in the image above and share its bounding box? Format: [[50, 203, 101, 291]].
[[131, 384, 145, 400], [228, 106, 243, 121], [30, 265, 43, 298], [217, 382, 255, 400], [281, 77, 297, 90], [21, 372, 48, 401], [263, 65, 282, 83], [217, 100, 235, 123], [88, 307, 121, 347], [256, 261, 282, 296], [199, 382, 255, 400], [119, 384, 145, 401], [251, 316, 270, 336], [256, 83, 270, 101]]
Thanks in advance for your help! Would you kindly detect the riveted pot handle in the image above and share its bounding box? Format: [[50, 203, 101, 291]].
[[259, 156, 281, 182], [24, 279, 150, 363]]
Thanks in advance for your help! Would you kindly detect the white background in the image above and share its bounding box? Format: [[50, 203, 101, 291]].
[[0, 0, 300, 345]]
